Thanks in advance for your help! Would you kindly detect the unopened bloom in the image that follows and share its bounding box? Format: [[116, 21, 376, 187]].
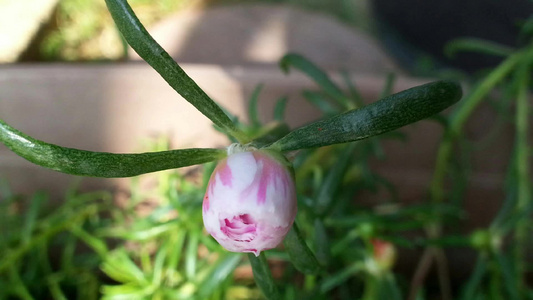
[[371, 238, 396, 271], [202, 148, 297, 256]]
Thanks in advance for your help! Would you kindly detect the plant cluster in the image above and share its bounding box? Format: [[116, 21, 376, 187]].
[[1, 0, 532, 299]]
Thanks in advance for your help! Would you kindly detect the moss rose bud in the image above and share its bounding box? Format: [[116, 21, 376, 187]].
[[203, 148, 297, 256]]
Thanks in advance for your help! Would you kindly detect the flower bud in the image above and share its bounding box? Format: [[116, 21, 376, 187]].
[[371, 238, 396, 271], [203, 149, 297, 256]]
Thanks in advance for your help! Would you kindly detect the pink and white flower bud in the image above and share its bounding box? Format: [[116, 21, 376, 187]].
[[202, 148, 297, 256], [371, 238, 396, 271]]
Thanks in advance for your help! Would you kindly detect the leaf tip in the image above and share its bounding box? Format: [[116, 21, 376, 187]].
[[279, 53, 298, 74], [438, 80, 463, 104]]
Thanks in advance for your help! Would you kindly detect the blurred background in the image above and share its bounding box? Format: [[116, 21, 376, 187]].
[[1, 0, 530, 196], [2, 0, 530, 69], [0, 0, 532, 299]]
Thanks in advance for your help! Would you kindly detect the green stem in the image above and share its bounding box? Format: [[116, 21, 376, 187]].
[[430, 50, 526, 204], [0, 205, 99, 273], [248, 253, 280, 300], [513, 60, 531, 292], [426, 45, 532, 300], [8, 265, 34, 300], [283, 222, 321, 275]]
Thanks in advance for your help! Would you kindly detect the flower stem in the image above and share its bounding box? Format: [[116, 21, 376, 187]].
[[513, 60, 531, 293], [430, 50, 526, 204], [248, 253, 281, 300]]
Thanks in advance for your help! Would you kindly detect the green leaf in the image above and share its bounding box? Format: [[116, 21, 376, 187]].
[[494, 252, 520, 300], [104, 0, 247, 142], [101, 249, 147, 284], [341, 70, 363, 107], [197, 254, 241, 299], [269, 81, 462, 151], [303, 90, 340, 115], [379, 72, 396, 99], [283, 222, 321, 275], [100, 284, 153, 300], [444, 38, 515, 58], [460, 257, 487, 300], [273, 96, 288, 121], [319, 263, 362, 293], [0, 119, 226, 177], [313, 218, 331, 266], [22, 192, 47, 244], [251, 122, 291, 148], [167, 230, 187, 270], [151, 243, 168, 287], [185, 232, 199, 280], [248, 84, 264, 127], [101, 222, 177, 240], [70, 226, 109, 257], [280, 53, 349, 107], [375, 274, 403, 300], [248, 253, 281, 300], [314, 143, 356, 215]]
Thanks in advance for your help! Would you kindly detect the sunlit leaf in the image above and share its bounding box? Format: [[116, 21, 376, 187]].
[[104, 0, 248, 142], [196, 254, 241, 299], [0, 119, 226, 177], [269, 81, 462, 151]]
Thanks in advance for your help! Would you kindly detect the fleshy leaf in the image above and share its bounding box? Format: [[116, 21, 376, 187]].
[[248, 253, 281, 300], [283, 222, 321, 275], [104, 0, 247, 142], [0, 119, 225, 178], [268, 80, 462, 151], [280, 53, 349, 107]]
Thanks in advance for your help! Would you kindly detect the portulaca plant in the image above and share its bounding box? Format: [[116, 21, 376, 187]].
[[0, 0, 462, 298]]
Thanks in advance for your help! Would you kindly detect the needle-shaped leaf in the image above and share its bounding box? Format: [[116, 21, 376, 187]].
[[280, 53, 349, 107], [460, 257, 487, 300], [268, 80, 462, 151], [319, 263, 363, 293], [314, 143, 356, 215], [494, 252, 520, 300], [248, 253, 281, 300], [313, 218, 331, 266], [273, 96, 288, 121], [283, 222, 321, 275], [303, 90, 340, 115], [104, 0, 247, 142], [0, 119, 226, 178], [248, 84, 264, 127], [445, 38, 515, 58], [196, 254, 242, 299]]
